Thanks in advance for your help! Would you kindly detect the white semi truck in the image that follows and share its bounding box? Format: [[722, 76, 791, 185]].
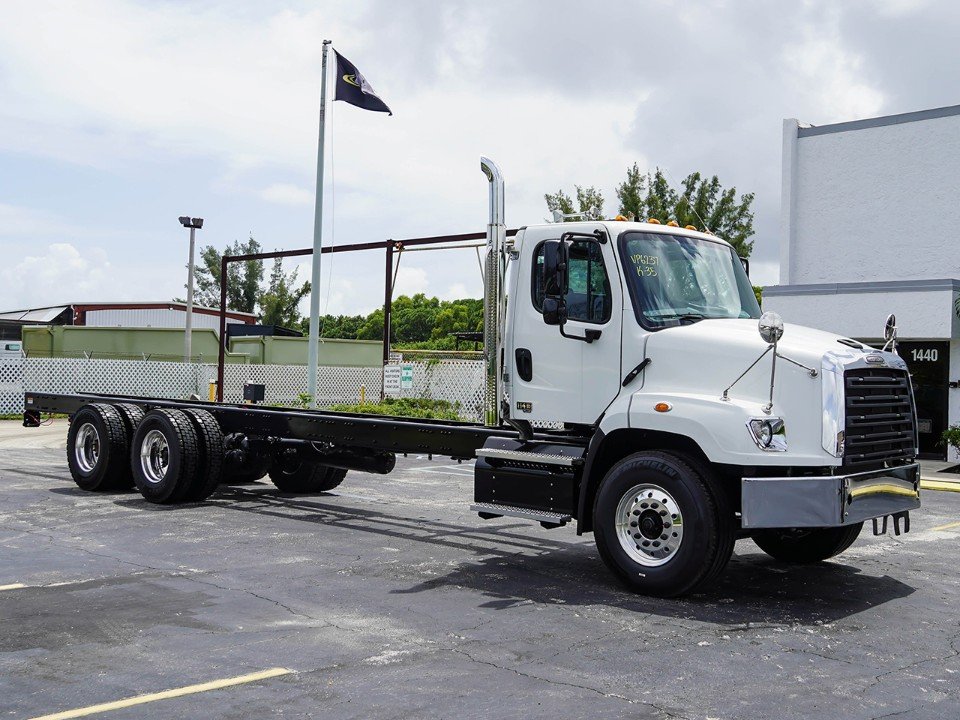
[[24, 158, 920, 597]]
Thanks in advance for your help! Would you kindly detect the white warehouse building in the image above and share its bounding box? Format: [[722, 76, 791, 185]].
[[764, 104, 960, 459]]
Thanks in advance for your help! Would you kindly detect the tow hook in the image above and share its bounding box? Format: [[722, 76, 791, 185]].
[[873, 511, 911, 536]]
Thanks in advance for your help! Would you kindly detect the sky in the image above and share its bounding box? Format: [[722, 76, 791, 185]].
[[1, 0, 958, 318]]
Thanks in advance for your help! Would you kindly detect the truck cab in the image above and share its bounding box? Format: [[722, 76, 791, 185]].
[[474, 209, 920, 596]]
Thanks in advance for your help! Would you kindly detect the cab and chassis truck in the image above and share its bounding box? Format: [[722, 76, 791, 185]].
[[23, 158, 921, 597]]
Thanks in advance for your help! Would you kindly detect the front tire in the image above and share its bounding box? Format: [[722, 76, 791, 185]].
[[752, 524, 863, 563], [593, 451, 733, 597]]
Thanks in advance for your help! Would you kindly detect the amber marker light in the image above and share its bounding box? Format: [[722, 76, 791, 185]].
[[684, 224, 697, 230], [654, 402, 672, 413], [666, 220, 679, 227], [647, 218, 661, 224]]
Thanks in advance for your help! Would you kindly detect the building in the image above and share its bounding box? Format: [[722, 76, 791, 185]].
[[0, 301, 256, 340], [764, 104, 960, 459]]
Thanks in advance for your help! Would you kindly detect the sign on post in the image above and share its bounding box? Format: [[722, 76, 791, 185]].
[[401, 364, 413, 390], [383, 364, 402, 396]]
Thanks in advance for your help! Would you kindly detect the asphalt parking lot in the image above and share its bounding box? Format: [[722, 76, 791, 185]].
[[2, 420, 959, 719]]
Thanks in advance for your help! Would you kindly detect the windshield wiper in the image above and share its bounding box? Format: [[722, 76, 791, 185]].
[[653, 312, 705, 325]]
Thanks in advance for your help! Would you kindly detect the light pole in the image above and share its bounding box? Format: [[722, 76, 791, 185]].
[[178, 216, 203, 362]]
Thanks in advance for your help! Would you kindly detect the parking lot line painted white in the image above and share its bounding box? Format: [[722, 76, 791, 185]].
[[930, 520, 960, 532], [0, 583, 26, 591], [27, 667, 292, 720]]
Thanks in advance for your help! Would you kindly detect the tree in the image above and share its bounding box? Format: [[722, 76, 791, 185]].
[[258, 257, 311, 328], [547, 165, 757, 257], [188, 236, 264, 312], [544, 185, 604, 221]]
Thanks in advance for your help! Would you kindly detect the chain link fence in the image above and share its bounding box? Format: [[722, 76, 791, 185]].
[[3, 356, 486, 421], [0, 355, 24, 415]]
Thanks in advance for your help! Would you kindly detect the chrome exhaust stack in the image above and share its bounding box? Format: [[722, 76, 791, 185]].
[[481, 157, 505, 427]]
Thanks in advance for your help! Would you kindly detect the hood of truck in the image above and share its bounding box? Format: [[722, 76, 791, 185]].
[[640, 318, 869, 403]]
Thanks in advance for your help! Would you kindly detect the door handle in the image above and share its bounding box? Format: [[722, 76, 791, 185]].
[[515, 348, 533, 382]]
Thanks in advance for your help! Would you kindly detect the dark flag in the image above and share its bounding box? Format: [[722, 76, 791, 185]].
[[333, 50, 392, 115]]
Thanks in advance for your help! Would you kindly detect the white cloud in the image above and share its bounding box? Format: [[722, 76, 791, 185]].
[[444, 282, 469, 300], [0, 243, 111, 310], [392, 266, 429, 298], [261, 183, 314, 206]]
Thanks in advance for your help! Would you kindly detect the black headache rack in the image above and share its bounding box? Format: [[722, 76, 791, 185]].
[[23, 391, 585, 460]]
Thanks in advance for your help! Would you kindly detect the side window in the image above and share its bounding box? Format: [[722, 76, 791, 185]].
[[531, 240, 611, 324]]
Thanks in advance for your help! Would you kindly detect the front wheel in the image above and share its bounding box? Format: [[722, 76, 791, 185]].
[[593, 451, 733, 597], [751, 524, 863, 563]]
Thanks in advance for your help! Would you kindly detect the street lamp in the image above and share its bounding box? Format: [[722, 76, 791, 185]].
[[178, 216, 204, 363]]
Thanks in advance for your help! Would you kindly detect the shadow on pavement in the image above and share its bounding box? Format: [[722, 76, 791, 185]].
[[99, 485, 918, 626]]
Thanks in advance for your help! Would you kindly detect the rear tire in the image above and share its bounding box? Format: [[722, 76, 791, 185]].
[[593, 451, 733, 597], [66, 404, 131, 491], [269, 461, 347, 493], [181, 409, 225, 502], [130, 409, 199, 504], [111, 404, 145, 489], [752, 524, 863, 563]]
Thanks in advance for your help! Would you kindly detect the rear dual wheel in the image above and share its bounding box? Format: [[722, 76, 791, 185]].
[[130, 408, 224, 504], [68, 403, 225, 504], [66, 404, 132, 491]]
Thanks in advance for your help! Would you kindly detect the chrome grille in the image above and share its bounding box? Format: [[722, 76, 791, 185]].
[[844, 367, 915, 466]]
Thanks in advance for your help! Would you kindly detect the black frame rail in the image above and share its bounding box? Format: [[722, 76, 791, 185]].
[[24, 392, 582, 459]]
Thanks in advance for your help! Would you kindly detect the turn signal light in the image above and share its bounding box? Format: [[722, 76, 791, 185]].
[[654, 402, 672, 413]]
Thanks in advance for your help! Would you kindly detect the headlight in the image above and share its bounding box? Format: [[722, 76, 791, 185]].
[[747, 417, 787, 452]]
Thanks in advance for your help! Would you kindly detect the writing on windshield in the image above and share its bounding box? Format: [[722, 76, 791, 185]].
[[620, 232, 760, 328]]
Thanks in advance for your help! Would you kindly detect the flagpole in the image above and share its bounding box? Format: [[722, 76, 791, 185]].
[[306, 39, 332, 408]]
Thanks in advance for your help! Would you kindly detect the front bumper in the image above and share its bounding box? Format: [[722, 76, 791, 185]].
[[741, 463, 920, 529]]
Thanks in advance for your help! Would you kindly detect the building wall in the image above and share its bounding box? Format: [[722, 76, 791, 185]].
[[20, 325, 382, 367], [228, 336, 383, 367], [781, 107, 960, 286], [84, 308, 247, 330], [773, 106, 960, 458], [21, 326, 249, 363], [763, 281, 958, 341]]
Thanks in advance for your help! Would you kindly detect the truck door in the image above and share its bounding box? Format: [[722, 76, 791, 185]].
[[510, 233, 622, 425]]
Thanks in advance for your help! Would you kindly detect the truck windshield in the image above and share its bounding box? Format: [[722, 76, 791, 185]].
[[619, 231, 761, 328]]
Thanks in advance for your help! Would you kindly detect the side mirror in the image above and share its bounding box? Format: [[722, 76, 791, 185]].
[[542, 240, 569, 297], [542, 297, 565, 326], [740, 256, 750, 277]]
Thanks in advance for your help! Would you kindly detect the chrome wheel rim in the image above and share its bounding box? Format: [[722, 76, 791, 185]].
[[74, 423, 100, 473], [139, 429, 169, 484], [615, 483, 684, 567]]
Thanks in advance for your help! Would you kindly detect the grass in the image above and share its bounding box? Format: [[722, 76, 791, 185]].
[[0, 413, 68, 420], [326, 396, 466, 421]]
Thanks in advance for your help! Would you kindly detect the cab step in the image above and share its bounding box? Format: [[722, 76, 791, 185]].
[[475, 447, 581, 467], [471, 501, 571, 528]]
